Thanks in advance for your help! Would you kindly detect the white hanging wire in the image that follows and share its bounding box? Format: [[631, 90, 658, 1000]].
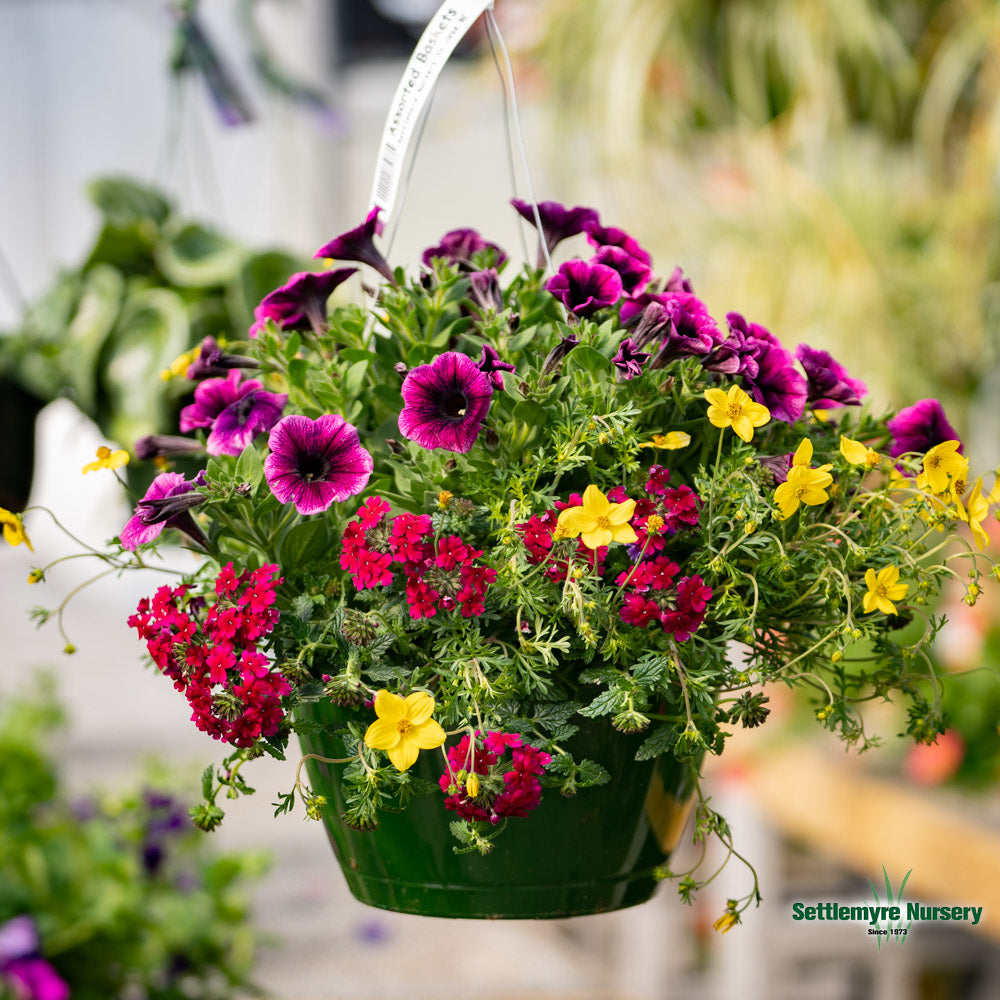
[[483, 7, 554, 276]]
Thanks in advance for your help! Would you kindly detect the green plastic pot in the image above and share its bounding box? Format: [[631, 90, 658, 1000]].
[[297, 699, 698, 919]]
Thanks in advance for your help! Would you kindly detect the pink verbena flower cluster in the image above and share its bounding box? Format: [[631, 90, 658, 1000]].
[[127, 563, 289, 747], [439, 731, 552, 824], [340, 496, 497, 618], [617, 559, 713, 641]]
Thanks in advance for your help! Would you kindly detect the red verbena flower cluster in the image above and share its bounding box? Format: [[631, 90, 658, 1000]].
[[127, 563, 289, 747], [340, 495, 496, 618], [439, 731, 552, 824], [617, 559, 713, 641]]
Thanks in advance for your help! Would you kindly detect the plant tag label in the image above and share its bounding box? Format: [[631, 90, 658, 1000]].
[[369, 0, 494, 221]]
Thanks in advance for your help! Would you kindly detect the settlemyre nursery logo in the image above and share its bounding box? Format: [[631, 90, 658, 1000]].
[[791, 867, 984, 948]]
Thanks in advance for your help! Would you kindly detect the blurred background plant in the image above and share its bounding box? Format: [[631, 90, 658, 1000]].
[[532, 0, 1000, 453], [0, 176, 303, 511], [0, 676, 266, 1000]]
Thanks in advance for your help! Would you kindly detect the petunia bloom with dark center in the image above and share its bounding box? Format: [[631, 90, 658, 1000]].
[[314, 208, 395, 285], [179, 370, 287, 457], [545, 259, 623, 317], [264, 414, 374, 515], [743, 339, 808, 424], [421, 228, 508, 270], [795, 344, 867, 409], [398, 352, 494, 454], [591, 245, 653, 297], [249, 267, 357, 339], [888, 398, 962, 458], [584, 222, 653, 267]]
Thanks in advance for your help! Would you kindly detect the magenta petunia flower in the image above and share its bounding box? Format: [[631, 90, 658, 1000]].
[[314, 208, 395, 285], [264, 414, 373, 515], [179, 370, 287, 457], [743, 340, 808, 424], [591, 245, 653, 297], [120, 472, 208, 551], [888, 398, 962, 458], [545, 259, 623, 317], [0, 916, 69, 1000], [249, 267, 357, 338], [421, 228, 508, 269], [398, 352, 494, 454], [584, 222, 653, 267], [612, 337, 651, 380], [510, 199, 600, 255], [467, 268, 504, 313], [649, 293, 724, 367], [795, 344, 867, 409], [477, 343, 516, 390]]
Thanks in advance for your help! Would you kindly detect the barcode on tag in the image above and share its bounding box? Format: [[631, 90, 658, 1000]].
[[368, 0, 494, 221]]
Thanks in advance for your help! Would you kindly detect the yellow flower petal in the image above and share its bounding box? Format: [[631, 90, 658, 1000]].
[[792, 438, 813, 466], [387, 740, 420, 771], [373, 689, 406, 723], [404, 691, 435, 726], [364, 717, 401, 750], [607, 499, 636, 525], [410, 718, 447, 749], [556, 505, 593, 539]]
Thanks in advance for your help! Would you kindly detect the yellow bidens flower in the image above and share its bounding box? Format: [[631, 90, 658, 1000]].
[[863, 566, 909, 615], [918, 440, 967, 495], [0, 507, 33, 551], [713, 903, 740, 934], [839, 435, 881, 469], [555, 484, 637, 550], [160, 347, 199, 381], [640, 431, 691, 450], [773, 440, 833, 519], [82, 445, 130, 475], [955, 478, 998, 551], [704, 385, 770, 443], [363, 689, 446, 771]]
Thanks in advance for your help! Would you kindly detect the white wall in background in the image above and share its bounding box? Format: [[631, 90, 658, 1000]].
[[0, 0, 341, 327]]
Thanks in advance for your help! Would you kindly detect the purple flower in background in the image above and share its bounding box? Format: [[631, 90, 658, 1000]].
[[133, 434, 206, 461], [120, 472, 207, 551], [542, 334, 580, 375], [478, 343, 516, 390], [398, 352, 494, 453], [663, 266, 694, 293], [702, 318, 760, 379], [888, 398, 962, 457], [179, 370, 287, 457], [467, 269, 504, 313], [660, 293, 723, 360], [421, 228, 508, 270], [743, 340, 808, 423], [314, 208, 395, 285], [265, 414, 374, 515], [621, 293, 670, 329], [612, 338, 651, 380], [249, 267, 358, 338], [726, 311, 778, 350], [584, 222, 653, 267], [795, 344, 867, 409], [0, 916, 69, 1000], [591, 245, 653, 297], [510, 199, 600, 265], [545, 260, 623, 317], [186, 336, 259, 379]]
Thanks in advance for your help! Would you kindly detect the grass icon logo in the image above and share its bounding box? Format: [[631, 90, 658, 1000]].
[[866, 865, 912, 948]]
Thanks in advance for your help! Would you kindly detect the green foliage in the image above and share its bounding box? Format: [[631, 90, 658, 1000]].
[[0, 678, 266, 999]]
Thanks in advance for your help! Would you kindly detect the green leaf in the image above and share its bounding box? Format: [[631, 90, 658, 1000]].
[[234, 443, 265, 491], [279, 519, 331, 570], [512, 400, 549, 427], [343, 359, 369, 397], [288, 357, 310, 388], [565, 344, 608, 377], [156, 222, 245, 288], [87, 176, 173, 227]]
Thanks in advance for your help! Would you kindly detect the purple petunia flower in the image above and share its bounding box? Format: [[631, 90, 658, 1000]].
[[510, 199, 600, 256], [591, 245, 653, 297], [133, 434, 206, 461], [398, 352, 494, 454], [478, 343, 516, 390], [314, 208, 395, 285], [264, 414, 373, 515], [467, 269, 504, 313], [652, 293, 724, 365], [888, 398, 962, 457], [179, 370, 287, 457], [542, 333, 580, 375], [545, 259, 623, 317], [584, 222, 653, 267], [120, 472, 208, 551], [0, 916, 69, 1000], [421, 228, 508, 270], [795, 344, 867, 409], [612, 337, 651, 380], [702, 318, 760, 379], [249, 267, 358, 338], [743, 339, 808, 424], [186, 336, 259, 379]]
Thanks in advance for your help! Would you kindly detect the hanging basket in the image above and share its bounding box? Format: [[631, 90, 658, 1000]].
[[296, 698, 698, 919]]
